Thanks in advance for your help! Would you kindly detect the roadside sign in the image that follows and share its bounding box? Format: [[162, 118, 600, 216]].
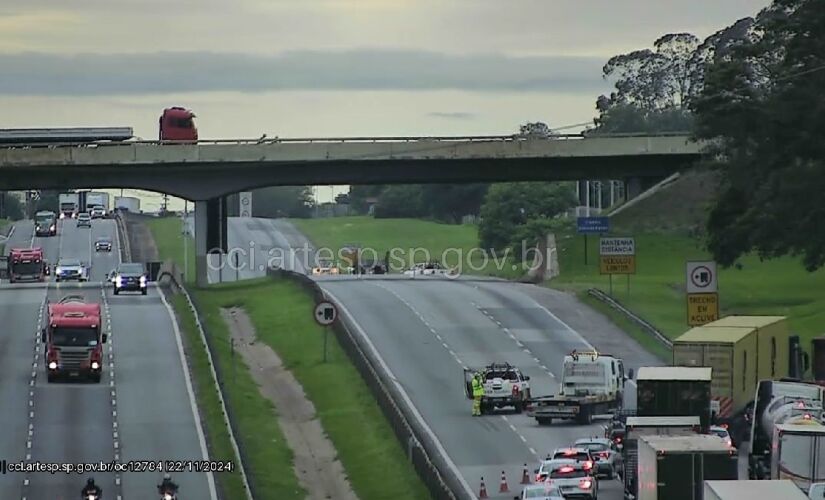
[[314, 301, 337, 326], [577, 216, 609, 234], [686, 261, 717, 293], [239, 192, 252, 218], [599, 237, 636, 275], [687, 293, 719, 326]]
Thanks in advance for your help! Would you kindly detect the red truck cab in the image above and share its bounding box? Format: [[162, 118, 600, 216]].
[[9, 247, 46, 283], [42, 296, 106, 383], [159, 107, 198, 141]]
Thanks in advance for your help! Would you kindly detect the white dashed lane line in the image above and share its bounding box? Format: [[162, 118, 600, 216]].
[[472, 302, 556, 379], [372, 282, 540, 460]]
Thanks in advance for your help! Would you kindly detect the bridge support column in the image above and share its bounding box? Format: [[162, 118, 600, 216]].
[[195, 197, 229, 287]]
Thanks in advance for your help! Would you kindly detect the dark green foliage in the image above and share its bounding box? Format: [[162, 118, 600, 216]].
[[478, 182, 576, 256], [694, 0, 825, 270], [250, 186, 314, 218]]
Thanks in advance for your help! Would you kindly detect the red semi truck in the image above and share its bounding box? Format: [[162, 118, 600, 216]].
[[42, 295, 107, 383], [8, 247, 47, 282], [159, 107, 198, 141]]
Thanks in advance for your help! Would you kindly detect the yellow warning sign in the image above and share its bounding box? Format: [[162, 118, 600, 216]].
[[687, 293, 719, 326], [599, 255, 636, 275]]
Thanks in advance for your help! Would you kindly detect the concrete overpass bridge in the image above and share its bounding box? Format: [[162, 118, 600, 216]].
[[0, 132, 702, 284]]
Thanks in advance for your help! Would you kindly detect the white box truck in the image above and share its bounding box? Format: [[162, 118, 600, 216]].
[[58, 193, 78, 219], [114, 196, 140, 213], [704, 480, 808, 500]]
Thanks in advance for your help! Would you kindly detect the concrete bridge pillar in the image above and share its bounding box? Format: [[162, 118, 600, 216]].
[[195, 196, 228, 287]]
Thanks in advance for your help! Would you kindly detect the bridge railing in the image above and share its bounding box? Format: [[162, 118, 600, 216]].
[[0, 131, 693, 150]]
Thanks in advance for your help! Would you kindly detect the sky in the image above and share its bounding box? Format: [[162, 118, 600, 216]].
[[0, 0, 771, 209]]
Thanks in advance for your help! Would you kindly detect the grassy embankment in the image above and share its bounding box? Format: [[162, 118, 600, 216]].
[[292, 216, 522, 279], [296, 172, 825, 361], [147, 217, 430, 500]]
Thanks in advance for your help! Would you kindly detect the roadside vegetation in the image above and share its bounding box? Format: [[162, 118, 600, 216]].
[[147, 216, 430, 500]]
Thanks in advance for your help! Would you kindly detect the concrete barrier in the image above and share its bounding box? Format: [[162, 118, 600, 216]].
[[267, 267, 466, 500]]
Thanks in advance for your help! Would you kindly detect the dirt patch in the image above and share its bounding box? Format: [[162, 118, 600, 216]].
[[220, 307, 359, 500], [123, 213, 160, 262]]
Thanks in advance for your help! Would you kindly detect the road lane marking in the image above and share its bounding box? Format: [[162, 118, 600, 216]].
[[471, 302, 556, 379], [157, 288, 220, 500], [322, 287, 478, 499]]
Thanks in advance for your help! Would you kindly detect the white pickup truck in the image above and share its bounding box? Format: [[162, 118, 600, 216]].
[[464, 363, 532, 414]]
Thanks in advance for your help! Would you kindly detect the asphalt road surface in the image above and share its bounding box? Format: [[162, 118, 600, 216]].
[[216, 217, 667, 499], [0, 217, 215, 500]]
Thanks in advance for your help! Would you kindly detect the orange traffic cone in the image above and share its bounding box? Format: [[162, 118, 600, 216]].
[[521, 464, 531, 484], [479, 477, 488, 498], [499, 470, 510, 493]]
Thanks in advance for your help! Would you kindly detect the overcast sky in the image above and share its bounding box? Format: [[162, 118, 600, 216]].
[[1, 0, 770, 206]]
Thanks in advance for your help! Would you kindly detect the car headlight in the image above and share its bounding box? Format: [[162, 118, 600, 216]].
[[91, 362, 99, 370], [48, 361, 57, 370], [56, 267, 63, 274], [115, 276, 122, 286], [50, 224, 55, 230]]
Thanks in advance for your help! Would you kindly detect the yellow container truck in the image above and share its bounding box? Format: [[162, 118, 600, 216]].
[[672, 316, 791, 445]]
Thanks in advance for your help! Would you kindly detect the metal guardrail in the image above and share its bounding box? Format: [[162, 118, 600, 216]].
[[268, 268, 465, 500], [587, 288, 673, 348], [0, 131, 693, 149]]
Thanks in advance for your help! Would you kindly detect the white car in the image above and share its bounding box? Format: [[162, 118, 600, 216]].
[[710, 425, 734, 448], [403, 262, 449, 276], [90, 207, 106, 219], [513, 483, 565, 499], [76, 212, 92, 227], [539, 459, 598, 499], [54, 258, 89, 282], [809, 482, 825, 499]]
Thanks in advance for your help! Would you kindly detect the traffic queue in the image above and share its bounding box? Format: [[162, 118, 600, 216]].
[[471, 316, 825, 499]]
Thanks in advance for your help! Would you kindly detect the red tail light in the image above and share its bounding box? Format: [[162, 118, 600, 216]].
[[598, 451, 610, 459], [614, 437, 622, 443], [582, 461, 593, 470], [512, 385, 520, 396], [580, 479, 592, 489], [720, 424, 729, 429], [558, 466, 574, 473]]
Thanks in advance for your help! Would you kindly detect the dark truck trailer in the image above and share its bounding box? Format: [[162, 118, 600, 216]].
[[622, 416, 701, 500], [636, 367, 713, 433], [636, 434, 738, 500]]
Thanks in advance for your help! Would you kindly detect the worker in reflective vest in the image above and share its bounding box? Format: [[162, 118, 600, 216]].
[[472, 372, 485, 416]]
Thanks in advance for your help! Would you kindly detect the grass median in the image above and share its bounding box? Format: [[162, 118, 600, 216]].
[[147, 216, 430, 500]]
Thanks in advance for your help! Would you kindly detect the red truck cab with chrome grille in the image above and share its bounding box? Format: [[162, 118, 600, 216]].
[[42, 296, 106, 383], [9, 247, 46, 283]]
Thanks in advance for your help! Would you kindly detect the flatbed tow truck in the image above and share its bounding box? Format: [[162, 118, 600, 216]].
[[527, 350, 630, 425]]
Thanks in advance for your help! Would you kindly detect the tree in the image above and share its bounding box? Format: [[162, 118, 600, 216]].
[[478, 182, 576, 255], [419, 184, 488, 223], [348, 185, 386, 215], [373, 185, 425, 218], [0, 192, 24, 220], [251, 186, 314, 218], [694, 0, 825, 270]]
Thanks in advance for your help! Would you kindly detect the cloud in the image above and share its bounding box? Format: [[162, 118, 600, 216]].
[[428, 112, 477, 120], [0, 50, 608, 96]]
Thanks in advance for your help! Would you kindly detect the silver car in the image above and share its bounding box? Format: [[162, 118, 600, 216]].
[[76, 212, 92, 227], [513, 483, 565, 499], [541, 459, 598, 499], [54, 258, 89, 282], [574, 437, 623, 479]]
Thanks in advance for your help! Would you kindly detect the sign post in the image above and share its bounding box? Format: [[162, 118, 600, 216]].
[[239, 192, 252, 218], [599, 237, 636, 295], [686, 261, 719, 326], [314, 301, 338, 362], [577, 216, 610, 265]]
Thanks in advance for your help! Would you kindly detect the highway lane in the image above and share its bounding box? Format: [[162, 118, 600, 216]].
[[223, 217, 643, 499], [0, 216, 215, 499]]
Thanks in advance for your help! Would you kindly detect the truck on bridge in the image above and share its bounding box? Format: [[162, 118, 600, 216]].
[[0, 127, 134, 144], [527, 350, 629, 425], [8, 247, 47, 282], [159, 107, 198, 141], [34, 210, 57, 236], [58, 192, 78, 219], [42, 295, 107, 383]]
